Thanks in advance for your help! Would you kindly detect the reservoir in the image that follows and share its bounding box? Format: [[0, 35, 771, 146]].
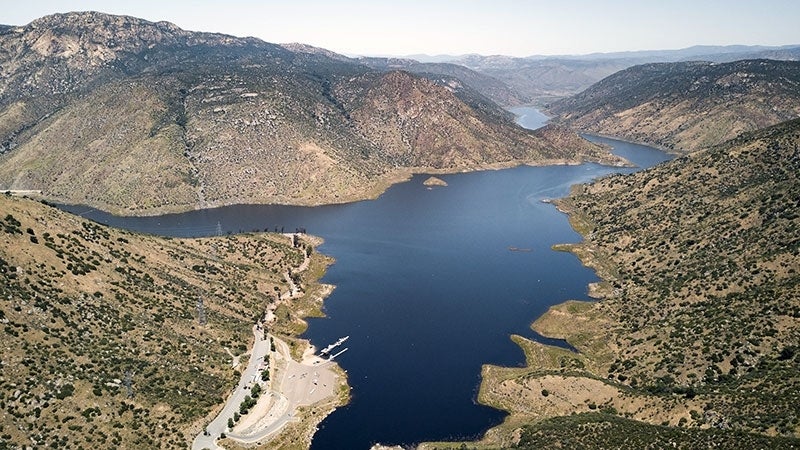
[[60, 111, 671, 448]]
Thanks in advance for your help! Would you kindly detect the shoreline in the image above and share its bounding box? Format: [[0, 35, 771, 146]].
[[34, 150, 625, 218], [580, 131, 685, 156], [418, 206, 616, 449], [191, 233, 349, 450], [424, 125, 800, 447], [418, 132, 672, 449], [453, 120, 800, 446]]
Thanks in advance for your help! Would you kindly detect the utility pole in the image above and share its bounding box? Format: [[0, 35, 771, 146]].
[[124, 370, 134, 398], [197, 297, 207, 326]]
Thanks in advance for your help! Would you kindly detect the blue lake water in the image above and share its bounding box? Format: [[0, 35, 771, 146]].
[[58, 113, 671, 449], [508, 106, 550, 130]]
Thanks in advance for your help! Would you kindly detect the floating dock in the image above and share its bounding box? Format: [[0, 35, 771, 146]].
[[319, 336, 349, 356], [329, 348, 348, 360]]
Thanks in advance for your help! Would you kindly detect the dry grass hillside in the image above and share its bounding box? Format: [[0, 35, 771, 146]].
[[0, 12, 620, 216], [549, 60, 800, 152], [435, 119, 800, 449], [355, 55, 528, 106], [0, 195, 331, 449]]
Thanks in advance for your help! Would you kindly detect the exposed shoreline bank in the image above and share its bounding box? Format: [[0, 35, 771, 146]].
[[37, 149, 626, 218], [418, 133, 677, 449], [191, 233, 349, 449], [425, 124, 800, 448]]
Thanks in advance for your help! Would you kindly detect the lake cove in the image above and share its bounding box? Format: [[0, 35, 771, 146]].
[[59, 110, 671, 449]]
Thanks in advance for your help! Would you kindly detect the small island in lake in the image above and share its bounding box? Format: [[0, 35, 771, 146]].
[[423, 176, 448, 187]]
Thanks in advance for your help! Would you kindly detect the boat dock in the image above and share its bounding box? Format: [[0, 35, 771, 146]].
[[319, 336, 349, 357], [329, 348, 348, 360]]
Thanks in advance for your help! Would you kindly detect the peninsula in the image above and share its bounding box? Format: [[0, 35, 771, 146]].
[[0, 195, 344, 449]]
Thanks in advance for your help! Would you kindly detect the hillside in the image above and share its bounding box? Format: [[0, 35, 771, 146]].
[[355, 56, 528, 106], [0, 12, 619, 216], [447, 119, 800, 448], [451, 45, 800, 105], [685, 46, 800, 64], [549, 59, 800, 152], [0, 194, 337, 448], [454, 55, 636, 105], [280, 45, 528, 107]]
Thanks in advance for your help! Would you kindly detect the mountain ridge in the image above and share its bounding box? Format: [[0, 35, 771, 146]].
[[403, 44, 800, 63], [446, 45, 800, 104], [548, 59, 800, 152], [0, 12, 619, 216]]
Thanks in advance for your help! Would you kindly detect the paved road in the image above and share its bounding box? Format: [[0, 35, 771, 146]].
[[224, 339, 338, 445], [192, 325, 270, 450], [192, 238, 331, 449]]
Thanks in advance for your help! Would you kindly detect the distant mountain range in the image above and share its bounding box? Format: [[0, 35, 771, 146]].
[[281, 43, 528, 106], [444, 45, 800, 104], [0, 12, 618, 215], [404, 44, 800, 63], [548, 59, 800, 152], [376, 46, 800, 106]]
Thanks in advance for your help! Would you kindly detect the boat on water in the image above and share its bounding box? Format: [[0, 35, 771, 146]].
[[508, 246, 533, 252]]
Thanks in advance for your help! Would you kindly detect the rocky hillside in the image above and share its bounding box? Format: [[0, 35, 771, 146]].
[[281, 45, 528, 107], [0, 194, 331, 449], [549, 59, 800, 152], [468, 118, 800, 448], [0, 12, 618, 216], [451, 45, 800, 105], [356, 56, 527, 106]]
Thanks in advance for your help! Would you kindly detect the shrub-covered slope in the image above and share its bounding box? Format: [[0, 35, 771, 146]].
[[0, 195, 327, 448], [549, 60, 800, 152], [0, 12, 618, 215], [461, 119, 800, 448]]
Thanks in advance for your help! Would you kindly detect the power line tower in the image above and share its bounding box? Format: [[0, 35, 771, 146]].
[[124, 370, 134, 398], [197, 296, 207, 326], [211, 221, 223, 261]]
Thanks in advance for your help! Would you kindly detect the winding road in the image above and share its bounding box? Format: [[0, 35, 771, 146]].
[[192, 324, 271, 450], [192, 235, 340, 449]]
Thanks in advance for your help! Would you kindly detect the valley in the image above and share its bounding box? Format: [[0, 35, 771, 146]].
[[433, 118, 800, 449], [0, 7, 799, 450], [548, 59, 800, 152]]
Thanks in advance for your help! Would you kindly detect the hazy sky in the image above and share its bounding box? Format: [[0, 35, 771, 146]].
[[5, 0, 800, 56]]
